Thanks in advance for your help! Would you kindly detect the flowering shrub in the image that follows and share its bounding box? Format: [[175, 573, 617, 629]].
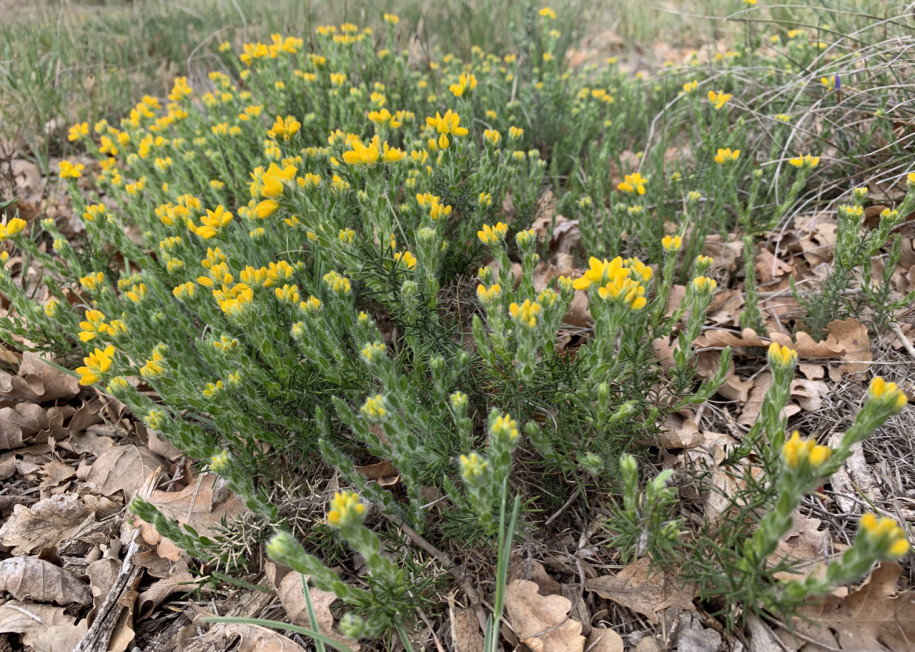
[[0, 5, 912, 643]]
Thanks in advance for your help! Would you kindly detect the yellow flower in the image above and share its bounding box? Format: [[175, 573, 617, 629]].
[[781, 431, 831, 469], [140, 349, 166, 378], [425, 110, 469, 136], [477, 222, 508, 245], [509, 299, 542, 328], [868, 377, 908, 413], [0, 218, 27, 242], [617, 171, 647, 195], [68, 122, 89, 142], [859, 513, 910, 558], [322, 270, 352, 295], [662, 235, 682, 252], [682, 80, 698, 94], [275, 284, 300, 304], [78, 309, 109, 342], [193, 205, 233, 239], [692, 276, 717, 293], [597, 273, 647, 311], [326, 490, 366, 528], [267, 115, 301, 141], [491, 413, 519, 440], [788, 153, 820, 169], [360, 394, 387, 421], [767, 342, 797, 369], [707, 90, 732, 110], [79, 271, 105, 293], [254, 199, 279, 219], [383, 13, 399, 24], [361, 341, 386, 364], [59, 161, 84, 179], [449, 73, 478, 97], [460, 452, 490, 480], [476, 283, 502, 304], [75, 345, 115, 386], [394, 250, 417, 269], [539, 7, 556, 19], [714, 147, 740, 164]]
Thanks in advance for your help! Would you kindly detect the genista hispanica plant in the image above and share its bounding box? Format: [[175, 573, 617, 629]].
[[1, 4, 912, 644]]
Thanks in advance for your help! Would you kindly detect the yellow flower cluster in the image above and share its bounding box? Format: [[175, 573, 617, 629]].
[[662, 235, 682, 252], [326, 490, 366, 528], [572, 256, 653, 298], [859, 514, 910, 558], [76, 346, 115, 386], [714, 147, 740, 164], [477, 222, 508, 245], [707, 90, 732, 110], [509, 299, 543, 328], [360, 394, 387, 421], [459, 452, 489, 480], [341, 134, 406, 166], [0, 218, 27, 242], [78, 309, 126, 341], [617, 171, 647, 195], [789, 154, 820, 168], [781, 431, 831, 469], [868, 377, 908, 413], [767, 342, 797, 369]]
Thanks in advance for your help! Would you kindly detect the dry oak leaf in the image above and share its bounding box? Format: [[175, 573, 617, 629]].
[[85, 444, 164, 498], [0, 492, 119, 555], [0, 600, 74, 634], [768, 513, 848, 587], [24, 619, 88, 652], [693, 328, 845, 360], [137, 557, 195, 620], [780, 562, 915, 651], [505, 579, 585, 652], [147, 472, 248, 539], [0, 557, 91, 606], [274, 571, 362, 651], [223, 623, 309, 652], [585, 558, 696, 625], [0, 401, 49, 450], [825, 318, 871, 375], [450, 602, 484, 652], [0, 352, 80, 404], [585, 626, 624, 652]]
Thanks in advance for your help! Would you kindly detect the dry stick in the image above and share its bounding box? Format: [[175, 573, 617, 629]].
[[544, 487, 581, 528], [890, 321, 915, 360], [73, 468, 161, 652]]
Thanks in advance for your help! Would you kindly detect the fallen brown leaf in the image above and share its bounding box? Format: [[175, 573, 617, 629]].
[[505, 579, 585, 652], [0, 600, 74, 635], [0, 401, 49, 450], [450, 601, 483, 652], [0, 557, 92, 606], [85, 444, 164, 499], [585, 558, 696, 625], [779, 562, 915, 651], [223, 622, 309, 652], [0, 493, 119, 555], [826, 318, 871, 375], [585, 626, 624, 652], [137, 558, 195, 620], [147, 471, 248, 538], [273, 570, 362, 651], [0, 352, 80, 404], [769, 513, 847, 587]]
